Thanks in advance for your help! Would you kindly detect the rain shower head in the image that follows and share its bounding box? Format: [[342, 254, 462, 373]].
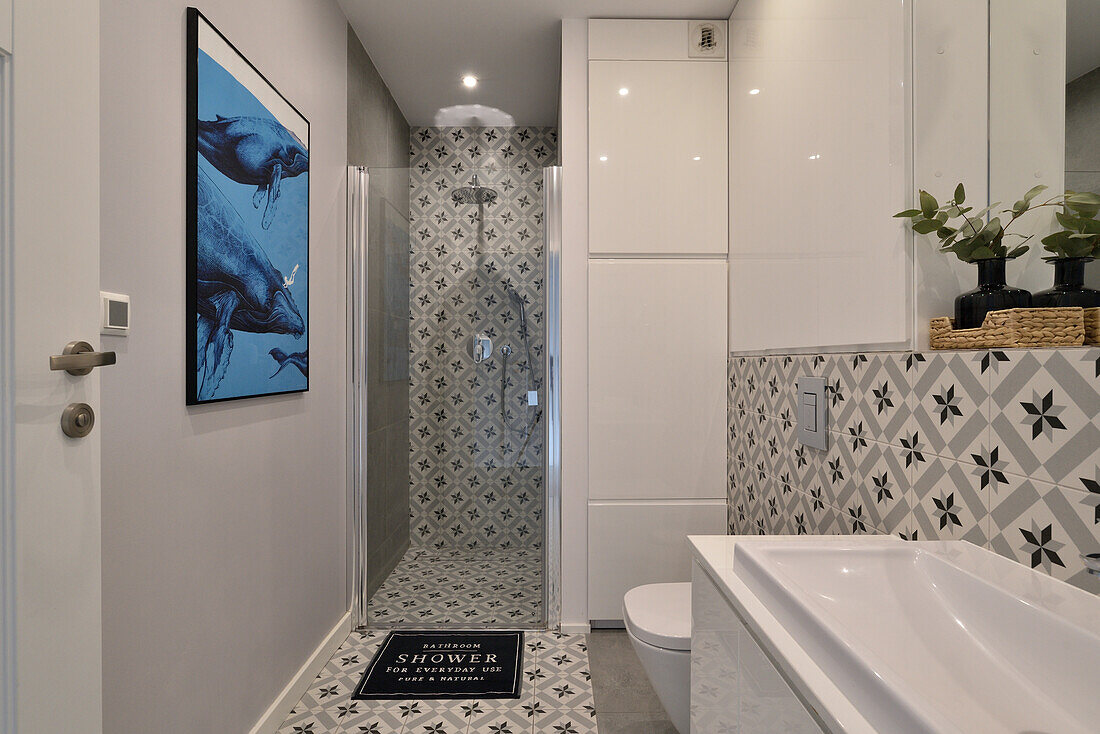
[[451, 173, 498, 206]]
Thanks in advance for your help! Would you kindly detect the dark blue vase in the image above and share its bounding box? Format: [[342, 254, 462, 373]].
[[955, 258, 1032, 329], [1032, 257, 1100, 308]]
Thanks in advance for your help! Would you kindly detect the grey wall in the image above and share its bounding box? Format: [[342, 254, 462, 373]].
[[408, 126, 557, 550], [99, 2, 348, 732], [347, 27, 412, 598]]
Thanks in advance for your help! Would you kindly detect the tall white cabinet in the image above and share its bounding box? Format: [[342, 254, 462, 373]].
[[586, 20, 729, 621]]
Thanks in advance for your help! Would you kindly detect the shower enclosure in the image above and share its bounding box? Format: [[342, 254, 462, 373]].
[[349, 126, 561, 631]]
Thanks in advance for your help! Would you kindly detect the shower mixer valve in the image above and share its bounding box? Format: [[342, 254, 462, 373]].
[[468, 333, 493, 364]]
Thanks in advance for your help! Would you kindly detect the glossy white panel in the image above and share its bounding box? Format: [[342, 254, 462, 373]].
[[560, 17, 591, 634], [590, 60, 728, 255], [990, 0, 1067, 296], [587, 502, 725, 620], [728, 0, 908, 351], [589, 19, 727, 61], [912, 0, 989, 347], [589, 259, 726, 500], [691, 561, 822, 734]]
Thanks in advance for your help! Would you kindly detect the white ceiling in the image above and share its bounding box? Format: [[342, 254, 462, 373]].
[[339, 0, 737, 126]]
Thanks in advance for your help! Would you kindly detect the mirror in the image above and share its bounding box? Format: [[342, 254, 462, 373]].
[[1065, 0, 1100, 198], [989, 0, 1100, 290]]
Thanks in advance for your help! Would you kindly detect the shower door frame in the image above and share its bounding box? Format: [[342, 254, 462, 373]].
[[347, 164, 564, 631], [347, 165, 370, 628]]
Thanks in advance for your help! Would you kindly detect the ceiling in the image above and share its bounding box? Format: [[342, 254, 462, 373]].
[[338, 0, 737, 127]]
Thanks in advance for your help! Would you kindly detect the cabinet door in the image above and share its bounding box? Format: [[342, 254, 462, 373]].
[[589, 60, 728, 255], [588, 259, 727, 501], [588, 502, 725, 620]]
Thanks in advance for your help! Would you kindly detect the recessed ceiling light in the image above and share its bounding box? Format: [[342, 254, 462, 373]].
[[599, 155, 608, 162], [618, 87, 629, 96], [749, 88, 761, 95], [462, 75, 478, 88], [808, 154, 821, 160], [692, 156, 701, 161]]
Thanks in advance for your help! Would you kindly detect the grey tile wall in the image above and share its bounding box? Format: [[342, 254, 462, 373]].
[[408, 126, 558, 550], [728, 348, 1100, 592], [347, 28, 412, 599]]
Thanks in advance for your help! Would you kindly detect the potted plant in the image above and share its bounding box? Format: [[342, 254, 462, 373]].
[[1034, 191, 1100, 308], [896, 183, 1040, 329]]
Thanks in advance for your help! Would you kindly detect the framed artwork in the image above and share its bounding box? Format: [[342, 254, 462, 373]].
[[186, 7, 309, 404]]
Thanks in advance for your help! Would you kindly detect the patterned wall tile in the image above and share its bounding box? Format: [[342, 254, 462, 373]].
[[728, 348, 1100, 593], [989, 349, 1100, 486], [409, 126, 557, 550], [908, 456, 988, 545], [910, 351, 990, 460]]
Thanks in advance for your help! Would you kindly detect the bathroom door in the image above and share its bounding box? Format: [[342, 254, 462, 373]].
[[1, 0, 104, 731]]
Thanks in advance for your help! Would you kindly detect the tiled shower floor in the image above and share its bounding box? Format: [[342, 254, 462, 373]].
[[365, 547, 543, 629], [277, 629, 597, 733]]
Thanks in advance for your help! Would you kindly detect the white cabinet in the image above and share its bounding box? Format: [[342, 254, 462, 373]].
[[692, 561, 824, 734], [588, 259, 727, 501], [588, 503, 726, 621], [589, 59, 728, 255]]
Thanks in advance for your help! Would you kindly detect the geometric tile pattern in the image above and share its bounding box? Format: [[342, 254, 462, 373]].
[[366, 547, 543, 629], [277, 629, 597, 733], [408, 126, 558, 551], [729, 348, 1100, 593]]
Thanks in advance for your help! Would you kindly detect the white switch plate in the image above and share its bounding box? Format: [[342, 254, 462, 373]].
[[100, 291, 130, 335], [797, 376, 828, 450]]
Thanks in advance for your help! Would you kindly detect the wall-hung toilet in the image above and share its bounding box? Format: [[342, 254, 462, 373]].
[[623, 582, 692, 734]]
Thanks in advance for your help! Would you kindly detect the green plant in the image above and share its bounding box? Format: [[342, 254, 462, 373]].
[[894, 183, 1053, 263], [1039, 191, 1100, 260]]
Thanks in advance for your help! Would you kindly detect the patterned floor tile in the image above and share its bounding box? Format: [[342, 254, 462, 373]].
[[278, 631, 597, 733], [367, 547, 543, 628]]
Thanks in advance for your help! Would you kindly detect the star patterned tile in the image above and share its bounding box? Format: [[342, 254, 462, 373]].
[[366, 547, 543, 629], [277, 630, 596, 734]]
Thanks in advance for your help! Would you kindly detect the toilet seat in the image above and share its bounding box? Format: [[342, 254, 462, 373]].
[[623, 582, 692, 651]]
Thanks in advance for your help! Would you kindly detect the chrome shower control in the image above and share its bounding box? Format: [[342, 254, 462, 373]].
[[1083, 553, 1100, 576], [468, 333, 493, 364]]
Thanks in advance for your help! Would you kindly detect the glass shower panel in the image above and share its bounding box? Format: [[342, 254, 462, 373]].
[[358, 125, 558, 630]]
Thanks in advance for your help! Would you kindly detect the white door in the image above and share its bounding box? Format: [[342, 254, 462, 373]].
[[3, 0, 104, 731]]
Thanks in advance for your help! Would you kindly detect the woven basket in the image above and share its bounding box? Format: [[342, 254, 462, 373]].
[[1085, 307, 1100, 346], [929, 307, 1086, 350]]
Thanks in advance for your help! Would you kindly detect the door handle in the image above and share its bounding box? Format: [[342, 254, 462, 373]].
[[49, 340, 117, 376]]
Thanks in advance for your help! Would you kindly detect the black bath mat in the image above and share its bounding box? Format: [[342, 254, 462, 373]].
[[352, 631, 524, 700]]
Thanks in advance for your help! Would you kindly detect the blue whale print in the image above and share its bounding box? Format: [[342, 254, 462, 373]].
[[268, 348, 308, 378], [195, 167, 304, 400], [197, 115, 309, 229]]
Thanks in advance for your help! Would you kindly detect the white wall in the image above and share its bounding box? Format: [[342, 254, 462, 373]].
[[98, 2, 349, 732], [727, 0, 910, 353], [559, 18, 590, 633]]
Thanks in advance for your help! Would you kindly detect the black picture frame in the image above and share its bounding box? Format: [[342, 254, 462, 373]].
[[186, 7, 310, 405]]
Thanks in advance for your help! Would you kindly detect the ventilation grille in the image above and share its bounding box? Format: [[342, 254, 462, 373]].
[[688, 22, 725, 58]]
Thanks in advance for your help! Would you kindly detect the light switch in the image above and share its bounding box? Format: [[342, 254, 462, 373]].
[[797, 376, 828, 451]]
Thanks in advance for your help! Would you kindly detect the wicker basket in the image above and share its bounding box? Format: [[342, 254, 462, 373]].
[[929, 307, 1087, 350], [1086, 307, 1100, 346]]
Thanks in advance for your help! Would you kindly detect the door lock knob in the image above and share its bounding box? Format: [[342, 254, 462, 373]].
[[61, 403, 95, 438]]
